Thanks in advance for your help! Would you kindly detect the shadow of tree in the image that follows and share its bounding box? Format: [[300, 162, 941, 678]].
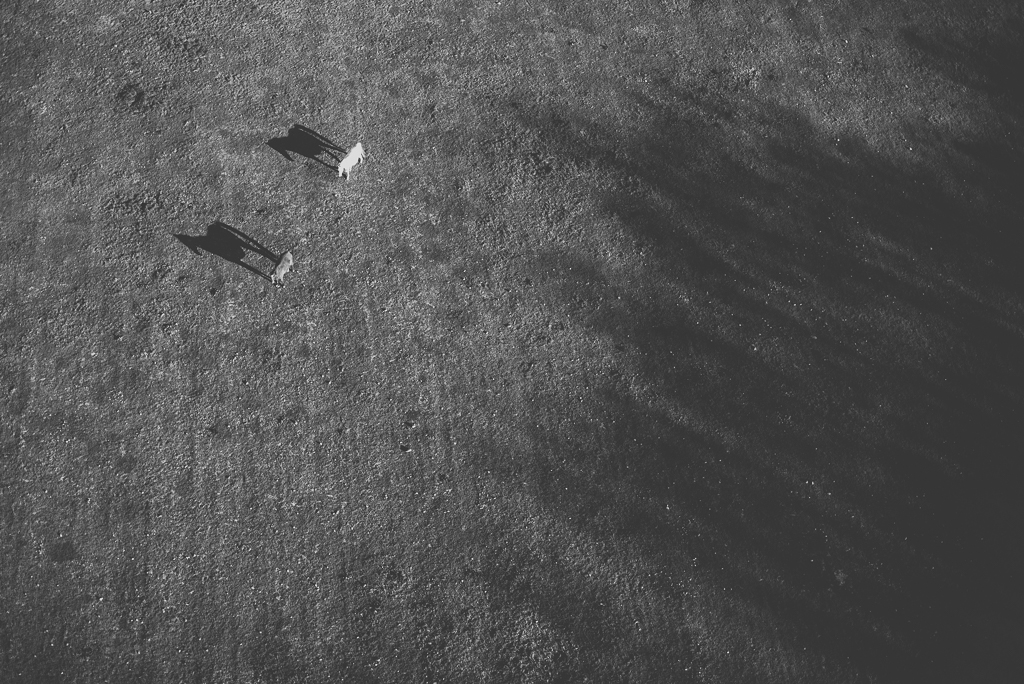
[[455, 44, 1024, 682], [903, 21, 1024, 115]]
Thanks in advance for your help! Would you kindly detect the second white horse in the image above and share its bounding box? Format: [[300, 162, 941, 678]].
[[338, 142, 365, 179]]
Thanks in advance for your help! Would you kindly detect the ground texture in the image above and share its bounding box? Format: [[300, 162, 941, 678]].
[[2, 1, 1023, 682]]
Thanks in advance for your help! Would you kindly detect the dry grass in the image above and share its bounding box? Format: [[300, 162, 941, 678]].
[[2, 1, 1023, 682]]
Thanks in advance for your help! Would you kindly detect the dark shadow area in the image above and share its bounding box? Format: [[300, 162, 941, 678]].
[[459, 49, 1024, 682], [903, 20, 1024, 115], [267, 124, 344, 169], [175, 221, 279, 282]]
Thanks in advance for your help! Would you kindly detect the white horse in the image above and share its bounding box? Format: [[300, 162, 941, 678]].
[[338, 142, 365, 179], [271, 251, 294, 286]]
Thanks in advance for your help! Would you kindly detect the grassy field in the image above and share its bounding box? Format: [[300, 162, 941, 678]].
[[2, 1, 1023, 682]]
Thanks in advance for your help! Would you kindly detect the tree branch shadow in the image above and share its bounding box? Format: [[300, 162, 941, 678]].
[[464, 57, 1024, 681]]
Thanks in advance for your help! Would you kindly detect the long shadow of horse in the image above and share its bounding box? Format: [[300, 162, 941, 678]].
[[267, 124, 343, 170], [175, 221, 280, 282]]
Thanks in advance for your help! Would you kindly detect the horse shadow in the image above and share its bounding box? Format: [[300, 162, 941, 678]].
[[175, 221, 280, 282], [266, 124, 344, 170]]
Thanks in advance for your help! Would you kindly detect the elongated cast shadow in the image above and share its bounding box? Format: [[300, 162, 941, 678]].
[[267, 124, 343, 169], [175, 221, 279, 282]]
